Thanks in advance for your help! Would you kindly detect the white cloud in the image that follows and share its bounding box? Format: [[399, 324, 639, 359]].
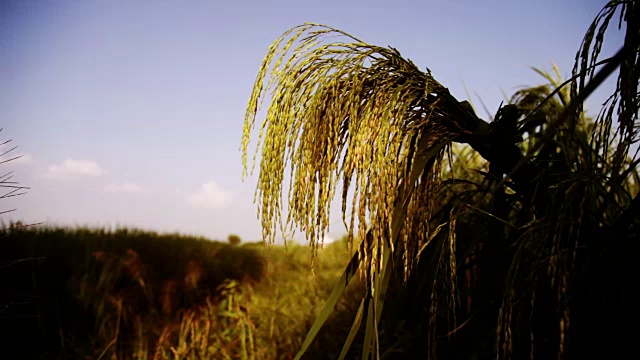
[[104, 182, 148, 194], [186, 181, 233, 209], [45, 158, 105, 178]]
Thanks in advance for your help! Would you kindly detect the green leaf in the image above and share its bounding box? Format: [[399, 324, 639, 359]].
[[293, 240, 364, 360], [361, 295, 375, 360], [338, 298, 365, 360], [361, 240, 393, 360]]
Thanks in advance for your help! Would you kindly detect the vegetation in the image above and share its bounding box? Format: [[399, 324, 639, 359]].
[[0, 129, 30, 223], [0, 224, 363, 359], [241, 1, 639, 358], [227, 234, 242, 245], [2, 2, 637, 359]]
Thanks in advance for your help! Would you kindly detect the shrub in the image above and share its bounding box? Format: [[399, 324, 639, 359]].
[[227, 234, 242, 245]]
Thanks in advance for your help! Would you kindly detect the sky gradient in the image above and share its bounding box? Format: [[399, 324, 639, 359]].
[[0, 0, 624, 243]]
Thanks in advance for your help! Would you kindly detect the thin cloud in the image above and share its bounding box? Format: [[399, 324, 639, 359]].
[[45, 158, 105, 178], [323, 234, 336, 244], [186, 181, 233, 209], [104, 182, 149, 194]]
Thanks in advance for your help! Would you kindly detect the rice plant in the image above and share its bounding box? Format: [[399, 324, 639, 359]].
[[241, 1, 639, 358]]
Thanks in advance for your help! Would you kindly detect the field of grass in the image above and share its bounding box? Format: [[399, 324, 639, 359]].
[[0, 223, 364, 359]]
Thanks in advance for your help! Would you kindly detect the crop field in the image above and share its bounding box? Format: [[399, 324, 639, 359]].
[[0, 224, 364, 359]]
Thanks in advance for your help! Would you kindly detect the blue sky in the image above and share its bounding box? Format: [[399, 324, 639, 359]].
[[0, 0, 623, 243]]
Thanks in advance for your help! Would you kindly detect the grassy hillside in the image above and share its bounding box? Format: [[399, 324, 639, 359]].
[[0, 223, 364, 359]]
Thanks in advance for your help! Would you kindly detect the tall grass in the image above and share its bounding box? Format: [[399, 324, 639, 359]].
[[0, 223, 360, 359]]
